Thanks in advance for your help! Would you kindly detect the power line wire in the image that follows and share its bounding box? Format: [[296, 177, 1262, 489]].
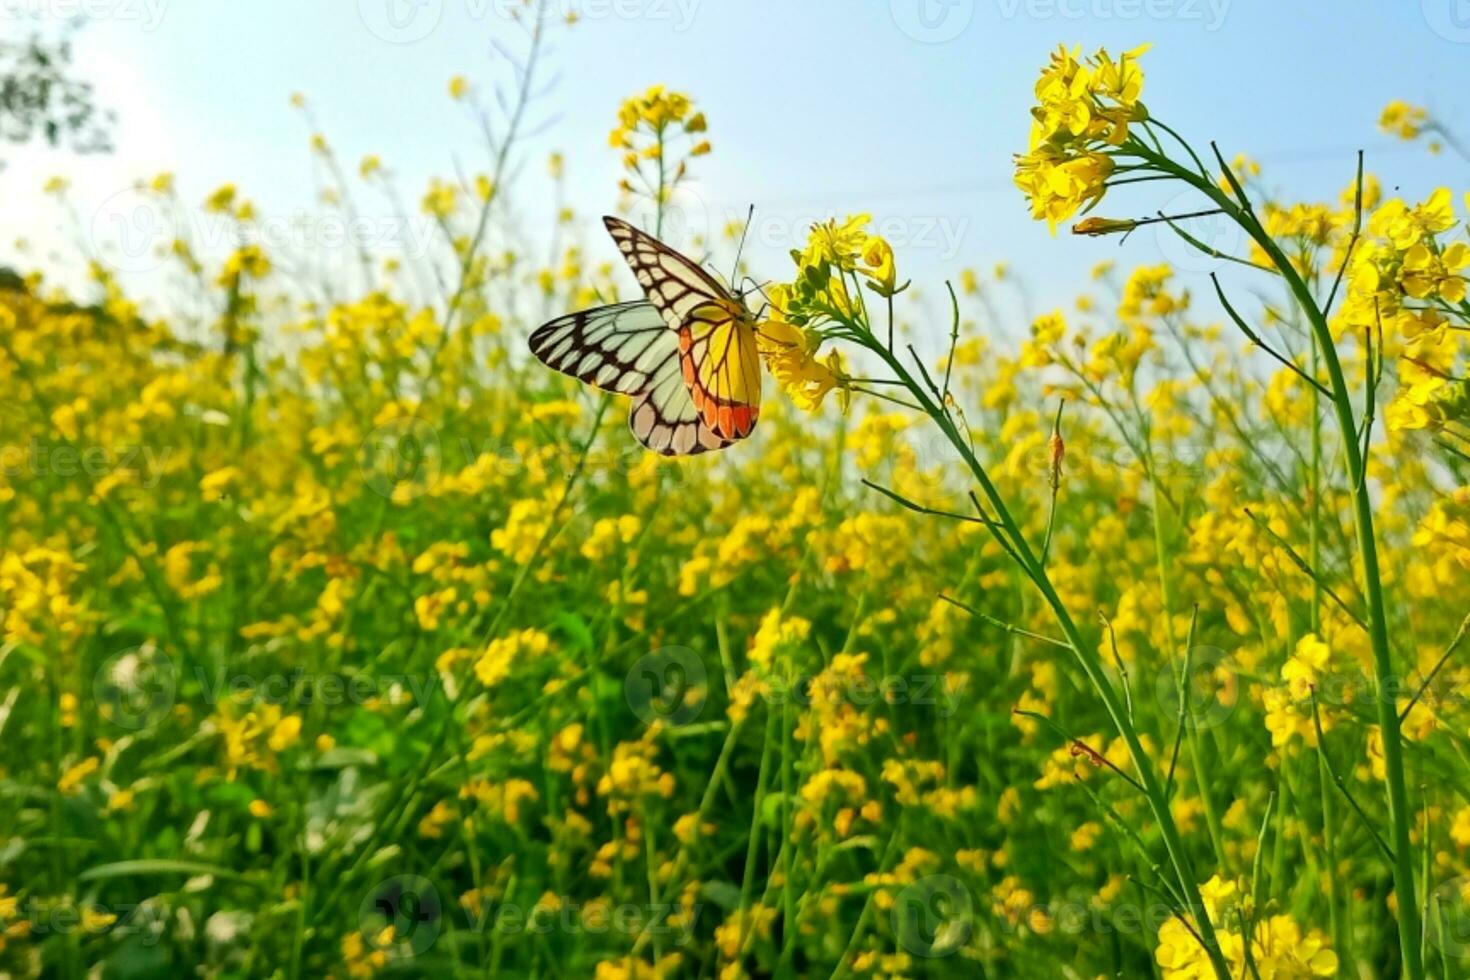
[[733, 140, 1424, 208]]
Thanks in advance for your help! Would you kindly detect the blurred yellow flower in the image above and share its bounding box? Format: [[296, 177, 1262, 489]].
[[204, 183, 237, 213], [1379, 99, 1428, 140]]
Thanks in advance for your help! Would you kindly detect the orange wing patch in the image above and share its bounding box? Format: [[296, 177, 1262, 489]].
[[679, 303, 761, 440], [600, 215, 762, 448]]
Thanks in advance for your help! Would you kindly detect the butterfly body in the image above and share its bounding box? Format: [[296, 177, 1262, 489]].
[[528, 217, 762, 456]]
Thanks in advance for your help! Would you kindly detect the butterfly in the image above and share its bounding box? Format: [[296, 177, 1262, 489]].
[[528, 216, 762, 456]]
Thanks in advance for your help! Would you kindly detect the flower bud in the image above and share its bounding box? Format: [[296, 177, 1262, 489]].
[[1072, 217, 1138, 237]]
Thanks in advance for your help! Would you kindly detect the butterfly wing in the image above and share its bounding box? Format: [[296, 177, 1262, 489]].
[[682, 305, 761, 441], [603, 216, 734, 327], [604, 216, 761, 442], [627, 337, 734, 456], [527, 219, 762, 455], [527, 299, 731, 456], [528, 301, 672, 395]]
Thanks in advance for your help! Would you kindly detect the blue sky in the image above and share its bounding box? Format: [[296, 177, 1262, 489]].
[[4, 0, 1469, 335]]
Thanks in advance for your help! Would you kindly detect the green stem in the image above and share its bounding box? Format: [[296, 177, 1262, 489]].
[[737, 706, 780, 961], [1144, 439, 1228, 873], [1143, 143, 1423, 978], [1308, 330, 1350, 966], [863, 339, 1233, 979]]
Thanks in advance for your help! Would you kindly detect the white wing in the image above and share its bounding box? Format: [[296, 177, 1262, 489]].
[[528, 299, 730, 456], [528, 301, 673, 395]]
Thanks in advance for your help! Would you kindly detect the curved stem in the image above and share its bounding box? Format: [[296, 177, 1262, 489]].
[[862, 339, 1234, 980], [1139, 142, 1423, 980]]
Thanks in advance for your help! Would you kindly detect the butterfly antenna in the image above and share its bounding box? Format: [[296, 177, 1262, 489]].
[[729, 204, 755, 287], [742, 277, 774, 307]]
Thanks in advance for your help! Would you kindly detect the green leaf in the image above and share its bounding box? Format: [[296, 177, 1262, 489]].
[[552, 611, 594, 654], [699, 880, 742, 911], [204, 782, 258, 809], [298, 747, 381, 771], [79, 859, 263, 886]]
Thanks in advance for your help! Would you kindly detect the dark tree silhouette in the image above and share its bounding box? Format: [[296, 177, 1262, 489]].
[[0, 29, 114, 156]]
